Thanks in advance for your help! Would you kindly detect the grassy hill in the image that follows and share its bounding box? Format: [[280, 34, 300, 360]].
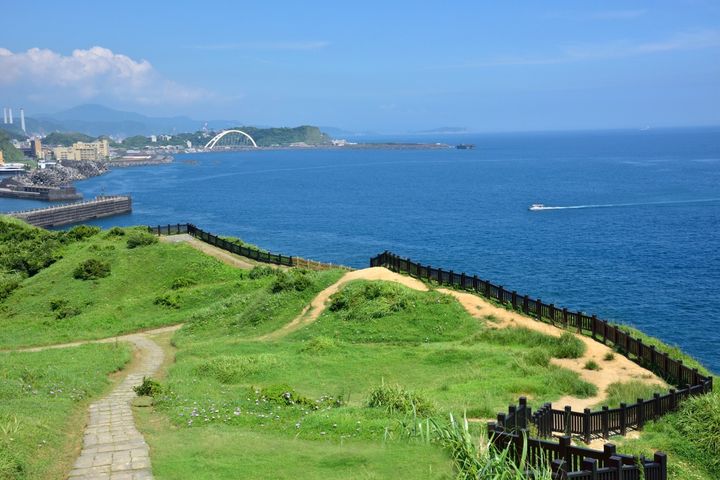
[[0, 217, 717, 479]]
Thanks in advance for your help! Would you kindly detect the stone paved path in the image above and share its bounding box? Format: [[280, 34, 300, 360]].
[[64, 333, 170, 479]]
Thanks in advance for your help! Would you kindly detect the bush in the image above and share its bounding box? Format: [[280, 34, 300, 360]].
[[248, 266, 276, 279], [328, 281, 414, 320], [73, 258, 110, 280], [551, 333, 586, 359], [584, 359, 601, 371], [603, 352, 615, 361], [171, 276, 196, 290], [269, 270, 312, 293], [66, 225, 101, 241], [254, 384, 343, 409], [524, 348, 551, 367], [133, 377, 163, 397], [0, 272, 22, 301], [196, 354, 279, 383], [49, 298, 81, 319], [154, 293, 180, 309], [126, 231, 158, 249], [105, 226, 126, 237], [299, 336, 337, 354], [367, 382, 434, 416]]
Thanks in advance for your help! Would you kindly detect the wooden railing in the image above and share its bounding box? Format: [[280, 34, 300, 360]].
[[488, 424, 667, 480], [370, 250, 713, 438], [149, 223, 351, 271]]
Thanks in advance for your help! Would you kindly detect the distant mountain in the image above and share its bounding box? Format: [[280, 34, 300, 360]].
[[30, 104, 241, 138]]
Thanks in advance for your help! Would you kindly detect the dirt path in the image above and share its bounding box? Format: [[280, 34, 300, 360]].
[[261, 267, 665, 409], [160, 234, 256, 269], [436, 289, 666, 410], [258, 267, 428, 340]]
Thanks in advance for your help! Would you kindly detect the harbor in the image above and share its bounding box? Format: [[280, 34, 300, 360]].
[[7, 195, 132, 227]]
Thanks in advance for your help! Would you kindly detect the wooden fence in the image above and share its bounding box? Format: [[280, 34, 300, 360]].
[[488, 424, 667, 480], [149, 223, 351, 271], [370, 251, 713, 442]]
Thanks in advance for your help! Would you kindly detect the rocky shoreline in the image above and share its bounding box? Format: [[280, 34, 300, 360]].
[[3, 161, 108, 188]]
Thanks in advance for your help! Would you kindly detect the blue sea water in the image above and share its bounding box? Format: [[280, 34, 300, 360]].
[[2, 128, 719, 371]]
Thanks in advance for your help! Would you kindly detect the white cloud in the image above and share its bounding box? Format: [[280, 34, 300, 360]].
[[0, 46, 209, 105], [431, 29, 720, 69], [545, 9, 648, 21], [189, 41, 329, 51]]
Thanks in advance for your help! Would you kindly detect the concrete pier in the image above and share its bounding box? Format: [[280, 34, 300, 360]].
[[8, 195, 132, 227]]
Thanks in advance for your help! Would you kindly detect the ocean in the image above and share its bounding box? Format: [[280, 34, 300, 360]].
[[2, 127, 719, 371]]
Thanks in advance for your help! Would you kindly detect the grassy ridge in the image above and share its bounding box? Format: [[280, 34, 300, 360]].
[[0, 225, 245, 348]]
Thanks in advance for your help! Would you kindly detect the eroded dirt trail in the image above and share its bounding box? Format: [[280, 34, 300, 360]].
[[262, 267, 666, 409]]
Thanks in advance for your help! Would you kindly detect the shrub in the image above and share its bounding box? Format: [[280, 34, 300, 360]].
[[126, 231, 158, 249], [328, 281, 414, 320], [0, 272, 22, 301], [133, 377, 163, 397], [551, 333, 586, 359], [105, 226, 126, 237], [524, 348, 551, 367], [255, 384, 343, 409], [196, 354, 280, 383], [367, 382, 434, 416], [300, 336, 337, 354], [603, 352, 615, 361], [49, 298, 81, 319], [66, 225, 101, 241], [584, 360, 601, 371], [154, 293, 180, 309], [171, 276, 196, 290], [269, 270, 312, 293], [73, 258, 110, 280], [248, 266, 276, 279]]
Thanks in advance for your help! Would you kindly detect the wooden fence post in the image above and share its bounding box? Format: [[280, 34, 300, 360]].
[[460, 272, 466, 289], [427, 265, 432, 282], [449, 270, 454, 286], [608, 456, 623, 480], [472, 274, 478, 291], [536, 298, 543, 321], [669, 388, 677, 411], [654, 452, 668, 479], [498, 285, 504, 303], [549, 304, 555, 325], [620, 403, 627, 435], [602, 319, 608, 345], [563, 406, 572, 436], [562, 307, 568, 329], [590, 314, 597, 340], [558, 436, 571, 467], [511, 290, 517, 310], [637, 398, 645, 429], [523, 295, 529, 314], [582, 458, 598, 480], [602, 406, 609, 439], [583, 408, 592, 443], [653, 393, 661, 419]]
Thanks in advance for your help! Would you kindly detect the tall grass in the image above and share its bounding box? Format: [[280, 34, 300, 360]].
[[401, 413, 553, 480]]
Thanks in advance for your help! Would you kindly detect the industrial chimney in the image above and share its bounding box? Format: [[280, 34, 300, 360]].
[[8, 107, 13, 124], [2, 107, 6, 124], [20, 108, 26, 132]]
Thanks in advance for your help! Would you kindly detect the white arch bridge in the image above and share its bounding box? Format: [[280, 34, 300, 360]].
[[204, 129, 258, 150]]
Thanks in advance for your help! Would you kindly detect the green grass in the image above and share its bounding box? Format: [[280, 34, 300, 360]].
[[0, 343, 131, 479], [0, 226, 249, 348], [595, 380, 667, 409], [615, 390, 720, 480]]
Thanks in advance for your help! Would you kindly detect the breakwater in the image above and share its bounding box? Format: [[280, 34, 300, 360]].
[[0, 184, 82, 201], [8, 195, 132, 227]]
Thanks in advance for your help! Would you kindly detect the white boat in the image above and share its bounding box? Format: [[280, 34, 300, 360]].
[[529, 203, 545, 211]]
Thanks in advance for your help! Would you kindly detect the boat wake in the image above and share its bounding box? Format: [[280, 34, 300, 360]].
[[530, 198, 720, 211]]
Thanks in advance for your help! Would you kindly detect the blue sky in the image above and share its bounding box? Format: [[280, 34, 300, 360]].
[[1, 1, 719, 132]]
